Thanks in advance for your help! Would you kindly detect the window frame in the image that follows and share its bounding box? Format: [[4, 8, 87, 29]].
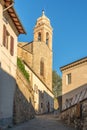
[[66, 73, 71, 85]]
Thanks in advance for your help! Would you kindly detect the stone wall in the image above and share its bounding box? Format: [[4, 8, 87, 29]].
[[17, 46, 33, 68], [13, 68, 35, 124], [60, 100, 87, 130], [82, 101, 87, 130]]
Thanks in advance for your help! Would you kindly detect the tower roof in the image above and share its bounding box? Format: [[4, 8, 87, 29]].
[[35, 10, 52, 29], [38, 10, 50, 22]]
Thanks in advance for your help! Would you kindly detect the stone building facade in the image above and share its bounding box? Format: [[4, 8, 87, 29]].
[[0, 0, 25, 127], [17, 11, 54, 114], [60, 57, 87, 129], [60, 57, 87, 110]]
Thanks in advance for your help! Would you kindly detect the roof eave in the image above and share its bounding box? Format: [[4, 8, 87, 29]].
[[4, 0, 26, 34], [60, 56, 87, 71]]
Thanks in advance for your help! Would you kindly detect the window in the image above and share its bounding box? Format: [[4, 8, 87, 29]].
[[3, 25, 9, 48], [38, 32, 41, 41], [10, 36, 14, 56], [66, 73, 71, 85], [41, 103, 43, 108], [40, 59, 44, 76], [3, 25, 14, 56], [46, 32, 49, 45]]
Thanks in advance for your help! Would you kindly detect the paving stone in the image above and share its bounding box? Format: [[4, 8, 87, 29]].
[[5, 114, 76, 130]]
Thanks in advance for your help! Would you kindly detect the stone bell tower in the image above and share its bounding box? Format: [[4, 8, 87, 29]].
[[34, 10, 53, 50], [33, 11, 53, 91]]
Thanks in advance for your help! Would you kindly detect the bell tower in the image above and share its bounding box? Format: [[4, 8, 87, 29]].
[[33, 11, 53, 91], [34, 10, 53, 50]]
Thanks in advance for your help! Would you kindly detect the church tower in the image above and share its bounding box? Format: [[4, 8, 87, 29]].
[[33, 11, 53, 91], [34, 10, 53, 50], [17, 11, 54, 114]]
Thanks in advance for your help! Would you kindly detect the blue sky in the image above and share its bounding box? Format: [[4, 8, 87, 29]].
[[14, 0, 87, 76]]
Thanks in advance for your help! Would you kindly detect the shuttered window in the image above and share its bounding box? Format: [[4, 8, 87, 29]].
[[10, 36, 14, 56], [6, 30, 9, 49], [3, 25, 14, 56], [3, 25, 6, 46]]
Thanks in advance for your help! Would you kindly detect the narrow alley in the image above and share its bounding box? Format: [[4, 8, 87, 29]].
[[6, 114, 76, 130]]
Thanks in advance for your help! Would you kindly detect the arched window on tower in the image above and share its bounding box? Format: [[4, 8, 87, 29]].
[[38, 32, 41, 41], [46, 32, 49, 45], [40, 58, 44, 76]]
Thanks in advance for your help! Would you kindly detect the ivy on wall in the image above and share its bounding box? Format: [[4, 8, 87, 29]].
[[17, 57, 29, 81]]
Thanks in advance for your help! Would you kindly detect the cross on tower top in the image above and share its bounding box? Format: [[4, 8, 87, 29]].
[[42, 10, 45, 16]]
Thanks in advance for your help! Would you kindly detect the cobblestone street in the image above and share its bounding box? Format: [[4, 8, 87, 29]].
[[6, 114, 76, 130]]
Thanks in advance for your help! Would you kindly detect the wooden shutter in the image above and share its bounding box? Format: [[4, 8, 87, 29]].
[[6, 30, 9, 49], [3, 25, 6, 46], [10, 36, 14, 56]]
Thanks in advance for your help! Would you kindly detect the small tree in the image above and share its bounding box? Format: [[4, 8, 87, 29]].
[[52, 70, 62, 97]]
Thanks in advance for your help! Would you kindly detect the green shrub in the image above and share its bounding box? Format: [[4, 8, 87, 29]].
[[17, 57, 29, 81]]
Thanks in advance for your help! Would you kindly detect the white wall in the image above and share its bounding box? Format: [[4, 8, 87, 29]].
[[0, 3, 17, 125], [1, 13, 17, 78], [0, 69, 16, 119], [24, 64, 54, 114], [0, 3, 3, 62]]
